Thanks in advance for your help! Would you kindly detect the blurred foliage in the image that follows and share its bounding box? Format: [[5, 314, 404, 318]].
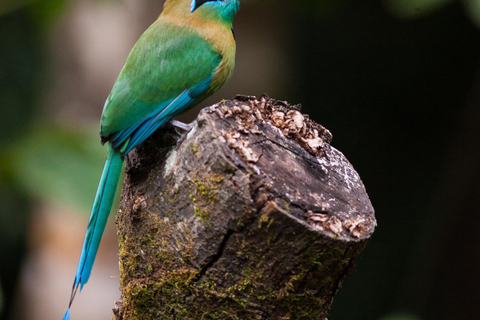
[[0, 0, 35, 16], [0, 7, 42, 319], [258, 0, 480, 28], [379, 313, 423, 320], [0, 2, 118, 316], [293, 0, 346, 16], [28, 0, 67, 28], [0, 124, 108, 213], [465, 0, 480, 28], [383, 0, 454, 18], [0, 0, 65, 26], [384, 0, 480, 27], [0, 0, 119, 27]]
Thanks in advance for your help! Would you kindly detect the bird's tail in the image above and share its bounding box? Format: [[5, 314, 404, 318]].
[[62, 144, 123, 320]]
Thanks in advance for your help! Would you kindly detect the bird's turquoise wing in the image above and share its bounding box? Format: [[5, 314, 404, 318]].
[[100, 21, 222, 153]]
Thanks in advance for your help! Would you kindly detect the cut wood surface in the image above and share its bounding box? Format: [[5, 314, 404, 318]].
[[113, 95, 376, 320]]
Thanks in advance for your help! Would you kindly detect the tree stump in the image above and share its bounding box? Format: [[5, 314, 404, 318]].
[[113, 95, 376, 320]]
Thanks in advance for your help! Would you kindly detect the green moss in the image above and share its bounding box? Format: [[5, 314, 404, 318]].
[[163, 188, 178, 204], [331, 246, 346, 255], [193, 205, 210, 222], [281, 198, 290, 213], [189, 172, 224, 224], [258, 213, 274, 229], [302, 247, 324, 270], [278, 271, 305, 298]]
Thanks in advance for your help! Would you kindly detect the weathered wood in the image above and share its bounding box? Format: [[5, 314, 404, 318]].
[[113, 95, 376, 320]]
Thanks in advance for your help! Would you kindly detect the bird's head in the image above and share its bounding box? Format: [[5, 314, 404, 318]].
[[162, 0, 240, 26], [192, 0, 240, 24]]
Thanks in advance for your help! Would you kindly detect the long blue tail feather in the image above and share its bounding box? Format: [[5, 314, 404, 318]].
[[63, 143, 123, 319], [62, 308, 70, 320]]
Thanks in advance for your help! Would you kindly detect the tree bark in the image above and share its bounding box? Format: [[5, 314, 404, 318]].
[[113, 94, 376, 320]]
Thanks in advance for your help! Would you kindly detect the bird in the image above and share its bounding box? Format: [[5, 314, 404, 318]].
[[62, 0, 240, 318]]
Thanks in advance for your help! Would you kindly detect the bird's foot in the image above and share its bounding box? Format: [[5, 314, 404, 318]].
[[170, 119, 196, 132], [170, 119, 196, 143]]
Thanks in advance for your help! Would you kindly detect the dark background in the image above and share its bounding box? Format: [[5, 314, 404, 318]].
[[1, 0, 479, 319]]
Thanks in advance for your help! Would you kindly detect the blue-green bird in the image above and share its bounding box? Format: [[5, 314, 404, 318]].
[[63, 0, 239, 318]]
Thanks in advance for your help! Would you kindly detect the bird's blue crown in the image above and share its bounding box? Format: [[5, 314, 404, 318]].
[[190, 0, 240, 23]]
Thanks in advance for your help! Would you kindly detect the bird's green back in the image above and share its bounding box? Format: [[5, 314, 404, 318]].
[[100, 21, 221, 138]]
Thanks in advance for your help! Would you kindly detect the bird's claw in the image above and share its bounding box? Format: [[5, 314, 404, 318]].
[[170, 119, 197, 143], [170, 119, 196, 132]]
